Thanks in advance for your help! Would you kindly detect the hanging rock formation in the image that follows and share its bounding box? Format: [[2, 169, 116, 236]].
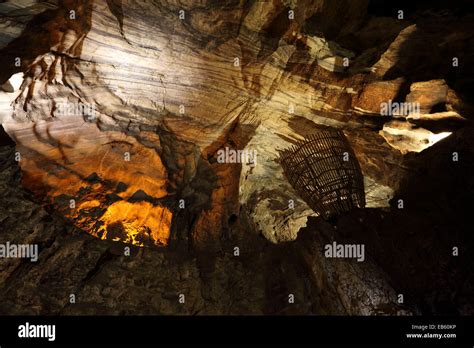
[[0, 0, 473, 315]]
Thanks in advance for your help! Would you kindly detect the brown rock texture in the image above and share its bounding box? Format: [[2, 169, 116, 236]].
[[0, 0, 473, 315], [406, 79, 448, 114], [354, 77, 405, 114]]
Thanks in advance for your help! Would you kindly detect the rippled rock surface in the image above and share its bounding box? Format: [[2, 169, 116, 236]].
[[0, 0, 473, 315]]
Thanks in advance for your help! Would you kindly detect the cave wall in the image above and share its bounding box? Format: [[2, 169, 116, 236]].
[[0, 0, 473, 315]]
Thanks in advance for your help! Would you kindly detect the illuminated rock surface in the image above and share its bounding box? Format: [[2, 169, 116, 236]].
[[0, 0, 473, 315], [5, 118, 171, 246]]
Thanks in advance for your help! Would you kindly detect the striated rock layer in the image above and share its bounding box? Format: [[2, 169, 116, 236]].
[[0, 0, 473, 315]]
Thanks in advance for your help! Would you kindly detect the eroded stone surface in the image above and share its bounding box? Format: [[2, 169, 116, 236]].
[[0, 0, 473, 315]]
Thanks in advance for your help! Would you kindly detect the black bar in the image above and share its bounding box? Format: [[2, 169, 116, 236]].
[[0, 316, 473, 345]]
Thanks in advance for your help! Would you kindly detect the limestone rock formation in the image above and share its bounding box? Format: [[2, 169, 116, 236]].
[[406, 79, 449, 114], [0, 0, 473, 315]]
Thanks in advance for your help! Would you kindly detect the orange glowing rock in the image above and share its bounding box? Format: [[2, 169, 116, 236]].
[[5, 118, 168, 201], [78, 199, 101, 209], [98, 201, 172, 247], [4, 118, 172, 247]]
